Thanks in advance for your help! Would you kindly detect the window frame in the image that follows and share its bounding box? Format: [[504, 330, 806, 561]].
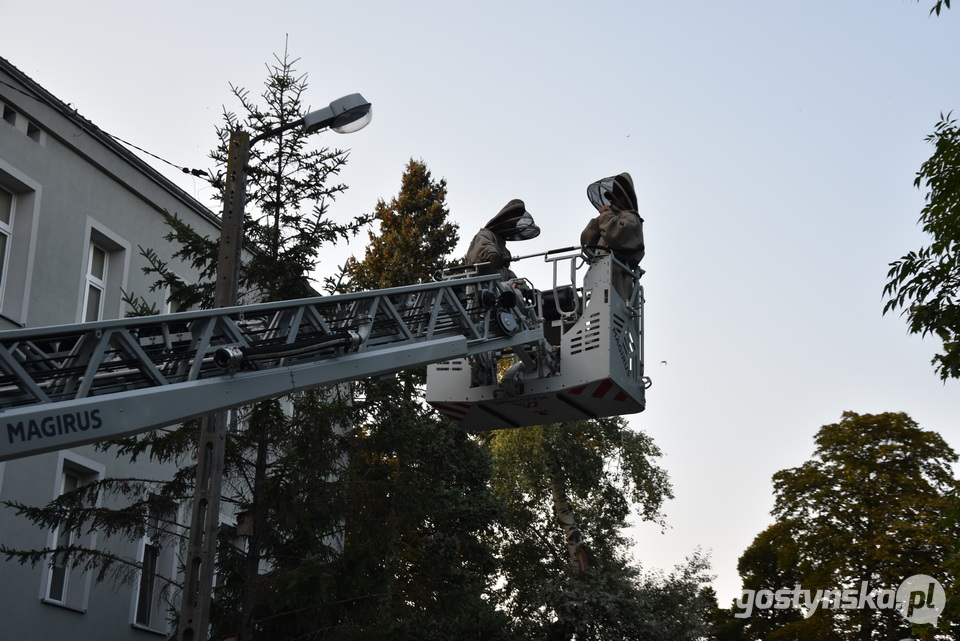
[[46, 469, 82, 604], [39, 451, 105, 613], [0, 159, 41, 327], [0, 186, 14, 304], [76, 221, 130, 323], [130, 499, 181, 635], [82, 241, 107, 323]]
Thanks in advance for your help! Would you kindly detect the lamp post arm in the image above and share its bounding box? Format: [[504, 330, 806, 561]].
[[249, 118, 305, 146], [249, 93, 371, 145]]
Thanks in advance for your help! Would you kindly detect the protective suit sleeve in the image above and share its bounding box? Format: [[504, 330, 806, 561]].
[[596, 209, 645, 268]]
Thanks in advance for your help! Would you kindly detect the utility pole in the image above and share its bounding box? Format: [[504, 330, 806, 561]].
[[176, 130, 249, 641]]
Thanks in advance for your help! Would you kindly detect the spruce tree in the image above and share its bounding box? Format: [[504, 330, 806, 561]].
[[344, 158, 457, 291], [1, 45, 368, 641]]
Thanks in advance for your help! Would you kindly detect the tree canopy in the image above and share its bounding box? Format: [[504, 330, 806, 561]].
[[321, 158, 514, 640], [486, 419, 714, 641], [344, 158, 458, 291], [884, 115, 960, 381], [721, 411, 960, 640]]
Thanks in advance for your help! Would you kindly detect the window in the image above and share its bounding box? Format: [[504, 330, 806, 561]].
[[47, 470, 81, 603], [0, 187, 12, 303], [83, 242, 107, 322], [162, 280, 189, 315], [0, 161, 41, 326], [134, 506, 161, 627], [42, 454, 103, 612], [26, 121, 42, 142], [135, 543, 159, 626], [132, 500, 179, 634], [78, 224, 129, 323]]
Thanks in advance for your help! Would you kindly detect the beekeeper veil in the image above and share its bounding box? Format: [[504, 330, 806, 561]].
[[587, 172, 638, 213], [485, 199, 540, 241]]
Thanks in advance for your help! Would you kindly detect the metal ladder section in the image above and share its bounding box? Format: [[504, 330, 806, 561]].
[[0, 274, 544, 461]]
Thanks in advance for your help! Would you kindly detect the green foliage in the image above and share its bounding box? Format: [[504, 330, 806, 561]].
[[326, 159, 507, 639], [343, 158, 459, 292], [209, 50, 370, 303], [725, 523, 804, 641], [334, 382, 509, 640], [884, 114, 960, 380], [488, 418, 672, 532], [188, 48, 375, 636], [1, 470, 188, 587], [723, 411, 960, 640], [210, 391, 356, 640], [130, 47, 370, 312], [486, 419, 712, 640], [923, 0, 952, 15]]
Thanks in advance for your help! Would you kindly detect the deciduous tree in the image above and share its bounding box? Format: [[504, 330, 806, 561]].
[[724, 411, 960, 640], [486, 418, 714, 640], [884, 115, 960, 381]]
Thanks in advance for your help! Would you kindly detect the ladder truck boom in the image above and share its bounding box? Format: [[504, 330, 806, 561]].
[[0, 273, 543, 462], [0, 249, 647, 463]]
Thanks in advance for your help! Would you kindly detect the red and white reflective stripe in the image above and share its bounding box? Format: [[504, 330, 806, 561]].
[[429, 401, 471, 422], [567, 379, 630, 402]]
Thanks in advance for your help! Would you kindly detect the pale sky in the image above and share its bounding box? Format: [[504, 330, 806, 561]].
[[5, 0, 960, 605]]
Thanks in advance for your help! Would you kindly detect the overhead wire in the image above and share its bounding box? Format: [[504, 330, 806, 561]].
[[109, 132, 211, 180]]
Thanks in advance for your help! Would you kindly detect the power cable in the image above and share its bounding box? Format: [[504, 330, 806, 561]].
[[109, 132, 212, 181]]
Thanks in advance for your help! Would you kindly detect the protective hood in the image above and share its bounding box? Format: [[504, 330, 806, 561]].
[[587, 172, 638, 213], [485, 199, 540, 241]]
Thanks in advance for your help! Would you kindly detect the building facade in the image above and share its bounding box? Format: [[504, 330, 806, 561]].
[[0, 56, 221, 640]]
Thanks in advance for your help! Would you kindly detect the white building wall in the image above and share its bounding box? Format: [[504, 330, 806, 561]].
[[0, 56, 222, 640]]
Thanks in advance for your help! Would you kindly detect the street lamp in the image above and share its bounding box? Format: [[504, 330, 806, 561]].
[[209, 93, 370, 310], [307, 93, 373, 134], [250, 92, 373, 144], [177, 93, 371, 641]]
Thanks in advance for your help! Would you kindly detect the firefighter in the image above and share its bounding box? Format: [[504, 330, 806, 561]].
[[580, 172, 644, 298], [465, 199, 540, 281]]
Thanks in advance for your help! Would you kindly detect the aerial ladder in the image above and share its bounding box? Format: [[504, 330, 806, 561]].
[[0, 248, 646, 463]]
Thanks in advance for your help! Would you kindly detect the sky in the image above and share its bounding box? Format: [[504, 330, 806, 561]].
[[4, 0, 960, 606]]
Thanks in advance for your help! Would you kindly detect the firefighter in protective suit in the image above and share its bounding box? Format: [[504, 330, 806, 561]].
[[465, 199, 540, 281], [464, 200, 540, 387], [580, 172, 644, 299]]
